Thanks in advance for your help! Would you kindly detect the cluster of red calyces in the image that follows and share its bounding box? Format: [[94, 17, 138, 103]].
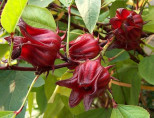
[[4, 8, 146, 111], [56, 59, 113, 110], [110, 8, 144, 51], [5, 19, 61, 68]]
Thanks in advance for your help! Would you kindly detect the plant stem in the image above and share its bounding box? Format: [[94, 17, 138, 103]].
[[136, 0, 139, 10], [0, 63, 72, 71], [107, 90, 117, 108], [0, 0, 5, 10], [0, 30, 6, 37], [14, 75, 40, 116], [60, 18, 88, 32], [101, 2, 111, 9], [146, 34, 154, 44], [109, 50, 125, 61], [145, 43, 154, 51], [48, 85, 60, 103], [70, 32, 82, 35], [8, 33, 14, 65], [101, 36, 115, 56], [66, 6, 71, 58]]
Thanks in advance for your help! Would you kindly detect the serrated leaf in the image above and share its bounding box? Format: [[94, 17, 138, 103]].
[[0, 111, 15, 118], [28, 0, 54, 8], [22, 5, 56, 30], [0, 70, 44, 118], [75, 0, 101, 33], [111, 105, 150, 118], [139, 55, 154, 85], [0, 44, 9, 60], [1, 0, 28, 33]]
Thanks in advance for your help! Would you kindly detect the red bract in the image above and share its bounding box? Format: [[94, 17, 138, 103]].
[[110, 8, 144, 50], [69, 34, 101, 61], [5, 19, 61, 68], [56, 59, 112, 110]]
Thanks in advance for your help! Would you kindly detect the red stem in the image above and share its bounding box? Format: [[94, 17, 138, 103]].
[[14, 106, 24, 116], [136, 0, 139, 10], [0, 63, 72, 71]]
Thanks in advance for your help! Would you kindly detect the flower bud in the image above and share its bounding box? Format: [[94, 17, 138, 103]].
[[69, 34, 101, 61], [56, 59, 112, 110], [5, 19, 61, 68], [110, 8, 144, 50]]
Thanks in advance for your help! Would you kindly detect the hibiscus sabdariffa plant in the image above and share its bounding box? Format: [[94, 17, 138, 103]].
[[0, 0, 153, 118]]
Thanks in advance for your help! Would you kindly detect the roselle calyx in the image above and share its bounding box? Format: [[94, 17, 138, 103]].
[[5, 19, 61, 68], [56, 59, 113, 110], [110, 8, 144, 50], [69, 34, 101, 61]]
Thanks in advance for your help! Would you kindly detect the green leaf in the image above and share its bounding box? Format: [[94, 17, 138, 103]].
[[77, 108, 112, 118], [105, 49, 129, 63], [111, 104, 150, 118], [109, 0, 127, 17], [75, 0, 101, 33], [43, 94, 64, 118], [28, 0, 54, 8], [98, 11, 109, 22], [57, 106, 74, 118], [0, 44, 9, 60], [28, 92, 34, 117], [44, 74, 57, 100], [143, 6, 154, 33], [36, 86, 47, 114], [60, 95, 85, 115], [138, 55, 154, 85], [112, 61, 141, 105], [0, 70, 44, 118], [69, 29, 83, 41], [1, 0, 28, 33], [48, 70, 72, 103], [22, 5, 56, 30], [0, 111, 16, 118], [54, 59, 68, 77], [59, 0, 74, 7], [56, 71, 73, 96]]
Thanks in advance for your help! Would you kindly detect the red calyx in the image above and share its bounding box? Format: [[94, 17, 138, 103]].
[[69, 34, 101, 61], [110, 8, 144, 51], [56, 59, 112, 110], [5, 19, 61, 68]]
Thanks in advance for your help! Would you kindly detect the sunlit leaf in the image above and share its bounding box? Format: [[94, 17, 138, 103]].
[[75, 0, 101, 33], [1, 0, 28, 33]]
